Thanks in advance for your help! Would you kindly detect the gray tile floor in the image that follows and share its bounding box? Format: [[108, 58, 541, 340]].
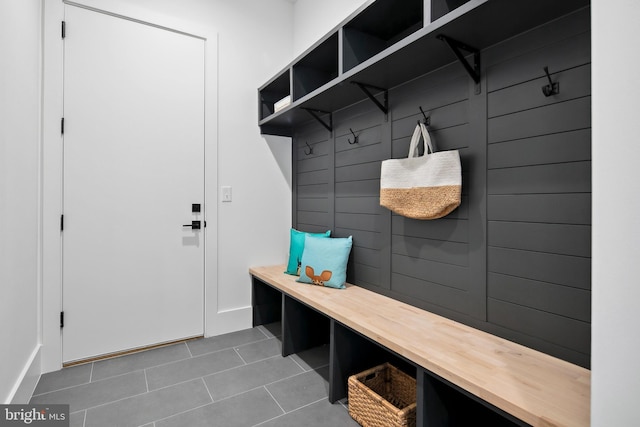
[[30, 323, 359, 427]]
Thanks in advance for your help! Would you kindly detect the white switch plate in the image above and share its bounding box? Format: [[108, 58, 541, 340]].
[[221, 186, 232, 202]]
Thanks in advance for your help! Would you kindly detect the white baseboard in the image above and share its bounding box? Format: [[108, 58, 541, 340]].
[[8, 345, 41, 404], [205, 306, 252, 337]]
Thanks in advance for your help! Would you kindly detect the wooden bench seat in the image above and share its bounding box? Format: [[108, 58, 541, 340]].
[[250, 264, 590, 427]]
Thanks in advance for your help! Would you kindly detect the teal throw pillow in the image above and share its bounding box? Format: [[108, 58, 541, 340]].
[[285, 228, 331, 275], [297, 235, 352, 289]]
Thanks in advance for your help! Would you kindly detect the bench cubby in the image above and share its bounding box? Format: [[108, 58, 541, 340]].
[[250, 265, 589, 427]]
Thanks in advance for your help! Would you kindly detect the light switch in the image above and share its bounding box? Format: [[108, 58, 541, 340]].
[[221, 186, 232, 202]]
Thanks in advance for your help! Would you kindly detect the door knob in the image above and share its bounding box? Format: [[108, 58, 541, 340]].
[[183, 220, 201, 230]]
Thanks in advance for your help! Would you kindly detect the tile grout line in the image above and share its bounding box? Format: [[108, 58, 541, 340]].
[[201, 377, 214, 403], [151, 401, 214, 425], [257, 325, 269, 338], [185, 341, 193, 358], [252, 397, 328, 427], [89, 363, 94, 383], [205, 367, 313, 403], [144, 369, 149, 393], [82, 410, 87, 427], [233, 347, 248, 365], [288, 356, 307, 372], [188, 332, 276, 358], [262, 386, 287, 415]]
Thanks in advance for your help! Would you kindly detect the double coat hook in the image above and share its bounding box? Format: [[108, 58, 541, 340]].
[[542, 66, 560, 97], [418, 106, 431, 126], [348, 128, 359, 144], [304, 141, 313, 155]]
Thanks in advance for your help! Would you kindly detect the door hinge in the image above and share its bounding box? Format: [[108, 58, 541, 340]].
[[62, 21, 66, 39], [60, 311, 64, 328], [61, 117, 64, 135], [60, 214, 64, 231]]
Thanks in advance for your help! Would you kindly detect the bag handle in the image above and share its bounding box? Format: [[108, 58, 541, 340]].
[[407, 123, 433, 158]]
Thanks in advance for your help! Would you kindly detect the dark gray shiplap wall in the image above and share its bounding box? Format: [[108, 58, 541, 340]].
[[292, 8, 591, 367]]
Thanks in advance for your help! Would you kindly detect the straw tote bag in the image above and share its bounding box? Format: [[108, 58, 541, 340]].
[[380, 123, 461, 220]]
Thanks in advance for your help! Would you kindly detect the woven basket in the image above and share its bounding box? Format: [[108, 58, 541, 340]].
[[348, 363, 417, 427]]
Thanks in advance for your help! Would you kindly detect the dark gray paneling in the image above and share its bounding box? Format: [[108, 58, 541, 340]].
[[487, 194, 591, 225], [391, 64, 468, 119], [487, 299, 590, 355], [297, 169, 328, 186], [392, 235, 468, 267], [488, 273, 590, 322], [391, 273, 474, 315], [292, 8, 591, 367], [392, 216, 468, 243], [335, 228, 380, 250], [488, 64, 591, 118], [296, 155, 328, 173], [335, 212, 380, 232], [297, 211, 329, 227], [335, 196, 382, 214], [488, 129, 591, 169], [488, 247, 590, 290], [392, 254, 469, 291], [353, 246, 381, 268], [488, 96, 591, 144], [297, 197, 328, 213], [486, 31, 590, 93], [353, 263, 382, 286], [335, 179, 380, 198], [488, 161, 591, 195], [488, 222, 591, 257], [296, 183, 329, 199]]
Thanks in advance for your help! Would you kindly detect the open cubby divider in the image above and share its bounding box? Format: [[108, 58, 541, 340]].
[[342, 0, 424, 73], [292, 32, 339, 101], [258, 0, 590, 136], [259, 69, 290, 121]]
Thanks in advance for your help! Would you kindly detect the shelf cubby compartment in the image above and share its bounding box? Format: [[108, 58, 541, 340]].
[[292, 32, 339, 101], [343, 0, 424, 73], [431, 0, 473, 22], [259, 69, 291, 121]]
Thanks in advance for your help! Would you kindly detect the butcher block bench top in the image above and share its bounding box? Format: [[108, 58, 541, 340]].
[[250, 264, 590, 427]]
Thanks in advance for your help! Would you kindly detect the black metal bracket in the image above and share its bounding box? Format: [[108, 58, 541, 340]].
[[437, 35, 481, 93], [302, 108, 332, 133], [352, 82, 388, 117]]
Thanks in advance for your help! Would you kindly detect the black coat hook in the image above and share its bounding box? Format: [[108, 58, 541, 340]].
[[348, 128, 359, 144], [542, 66, 560, 97], [418, 106, 431, 126], [304, 141, 313, 155]]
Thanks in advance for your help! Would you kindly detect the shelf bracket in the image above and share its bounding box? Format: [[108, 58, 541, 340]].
[[352, 82, 388, 118], [302, 108, 332, 133], [438, 35, 481, 93]]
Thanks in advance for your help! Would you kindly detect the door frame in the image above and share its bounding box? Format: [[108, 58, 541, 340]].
[[42, 0, 219, 372]]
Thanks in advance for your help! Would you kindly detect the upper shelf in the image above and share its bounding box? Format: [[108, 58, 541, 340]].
[[258, 0, 590, 136]]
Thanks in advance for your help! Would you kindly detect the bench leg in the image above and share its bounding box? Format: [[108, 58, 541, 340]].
[[281, 295, 330, 357]]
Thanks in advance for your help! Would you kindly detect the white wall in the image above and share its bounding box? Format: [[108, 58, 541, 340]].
[[591, 1, 640, 425], [292, 0, 369, 57], [0, 0, 42, 403], [41, 0, 295, 371]]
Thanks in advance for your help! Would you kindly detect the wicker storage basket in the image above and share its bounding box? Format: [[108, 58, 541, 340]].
[[348, 363, 417, 427]]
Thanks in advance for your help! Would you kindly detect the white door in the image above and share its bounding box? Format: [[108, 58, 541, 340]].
[[62, 5, 205, 363]]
